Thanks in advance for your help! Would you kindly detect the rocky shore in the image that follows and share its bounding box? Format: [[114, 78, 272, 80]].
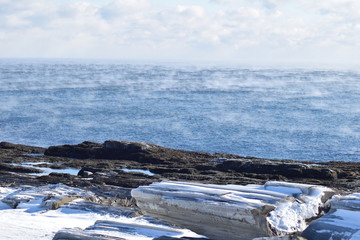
[[1, 140, 359, 193], [1, 140, 360, 239]]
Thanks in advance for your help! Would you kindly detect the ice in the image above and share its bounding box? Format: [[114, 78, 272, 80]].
[[132, 181, 335, 240], [120, 168, 155, 176], [264, 182, 331, 232], [22, 153, 45, 156], [301, 192, 360, 240]]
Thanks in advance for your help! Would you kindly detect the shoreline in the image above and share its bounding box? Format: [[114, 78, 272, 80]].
[[1, 140, 360, 240], [1, 140, 359, 193]]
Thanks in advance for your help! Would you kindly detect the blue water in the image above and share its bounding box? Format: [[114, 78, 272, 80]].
[[1, 59, 359, 162]]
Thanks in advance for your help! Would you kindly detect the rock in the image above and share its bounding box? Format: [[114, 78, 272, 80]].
[[154, 237, 206, 240], [1, 194, 33, 208], [252, 237, 307, 240], [48, 196, 80, 210], [301, 193, 360, 240], [63, 200, 140, 217], [53, 219, 203, 240], [104, 140, 153, 152], [0, 162, 43, 174], [44, 140, 217, 164], [53, 228, 125, 240], [1, 184, 95, 209], [132, 181, 335, 240], [0, 141, 45, 154], [2, 140, 360, 193], [216, 159, 338, 180], [78, 167, 100, 177], [45, 141, 103, 159]]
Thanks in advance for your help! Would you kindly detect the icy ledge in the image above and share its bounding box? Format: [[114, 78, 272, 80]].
[[0, 184, 203, 240], [131, 181, 336, 240], [302, 193, 360, 240]]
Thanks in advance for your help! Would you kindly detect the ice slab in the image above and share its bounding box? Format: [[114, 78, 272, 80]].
[[132, 181, 335, 240], [54, 220, 205, 240], [301, 193, 360, 240]]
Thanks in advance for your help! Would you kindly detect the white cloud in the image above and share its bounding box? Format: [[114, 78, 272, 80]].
[[100, 0, 150, 19], [0, 0, 359, 65]]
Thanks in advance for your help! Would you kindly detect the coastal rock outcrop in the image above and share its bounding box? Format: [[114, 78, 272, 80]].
[[2, 140, 360, 193], [216, 159, 338, 180], [44, 140, 234, 164], [131, 181, 335, 240]]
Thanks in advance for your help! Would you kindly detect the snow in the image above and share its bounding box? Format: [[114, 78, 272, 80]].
[[22, 153, 45, 156], [0, 204, 105, 240], [8, 162, 80, 176], [265, 182, 329, 233], [132, 181, 334, 238], [350, 231, 360, 240], [0, 184, 204, 240], [120, 168, 155, 176]]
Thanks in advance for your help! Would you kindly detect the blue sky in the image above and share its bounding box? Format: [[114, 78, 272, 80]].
[[0, 0, 359, 66]]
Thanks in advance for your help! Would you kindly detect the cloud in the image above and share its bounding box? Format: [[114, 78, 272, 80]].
[[0, 0, 359, 65], [100, 0, 150, 19]]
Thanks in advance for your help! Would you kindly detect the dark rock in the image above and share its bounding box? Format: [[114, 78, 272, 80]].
[[1, 140, 360, 193], [78, 167, 102, 177], [154, 237, 207, 240], [0, 162, 42, 174], [45, 141, 103, 159], [178, 168, 197, 174], [53, 228, 125, 240], [0, 141, 45, 154], [44, 140, 218, 164], [151, 168, 179, 174], [216, 159, 338, 180], [195, 165, 216, 171], [49, 172, 73, 178]]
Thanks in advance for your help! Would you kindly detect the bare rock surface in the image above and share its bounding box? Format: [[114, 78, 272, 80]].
[[1, 140, 360, 193], [131, 181, 335, 240]]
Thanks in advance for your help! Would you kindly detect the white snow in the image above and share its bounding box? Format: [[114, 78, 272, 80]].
[[267, 184, 326, 233], [132, 181, 334, 236], [120, 168, 155, 176], [8, 162, 80, 176], [0, 204, 107, 240], [22, 153, 45, 156], [0, 184, 204, 240]]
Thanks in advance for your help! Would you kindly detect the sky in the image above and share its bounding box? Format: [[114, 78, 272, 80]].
[[0, 0, 359, 66]]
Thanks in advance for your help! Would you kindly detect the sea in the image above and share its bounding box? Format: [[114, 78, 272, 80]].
[[0, 59, 359, 162]]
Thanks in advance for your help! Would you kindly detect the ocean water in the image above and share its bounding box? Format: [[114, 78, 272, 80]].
[[0, 59, 359, 162]]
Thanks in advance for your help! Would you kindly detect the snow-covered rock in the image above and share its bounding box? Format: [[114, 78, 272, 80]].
[[252, 237, 307, 240], [1, 184, 95, 210], [54, 219, 204, 240], [131, 181, 335, 240], [0, 184, 204, 240], [301, 193, 360, 240]]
